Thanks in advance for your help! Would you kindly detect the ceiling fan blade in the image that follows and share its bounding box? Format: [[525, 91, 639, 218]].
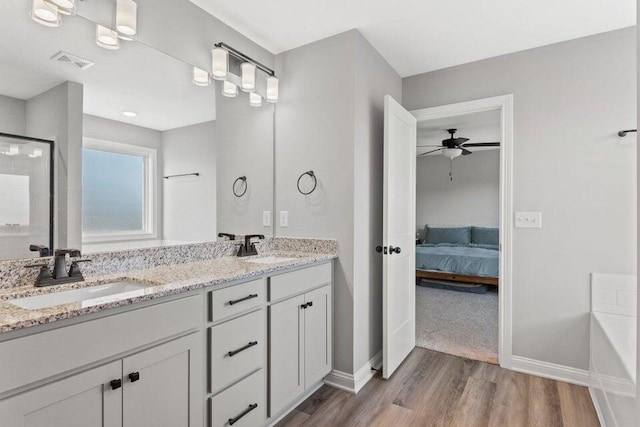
[[452, 137, 470, 145], [416, 145, 443, 148], [418, 148, 444, 157], [461, 148, 472, 156], [462, 142, 500, 147]]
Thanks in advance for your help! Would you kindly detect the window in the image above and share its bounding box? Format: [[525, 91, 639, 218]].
[[82, 139, 157, 241]]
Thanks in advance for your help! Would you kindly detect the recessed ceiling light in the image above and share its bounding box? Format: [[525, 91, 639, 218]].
[[122, 110, 137, 117]]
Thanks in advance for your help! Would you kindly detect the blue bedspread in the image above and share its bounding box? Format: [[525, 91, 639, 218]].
[[415, 244, 499, 278]]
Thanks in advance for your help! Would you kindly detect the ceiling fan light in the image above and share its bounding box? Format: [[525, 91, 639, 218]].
[[31, 0, 60, 26], [249, 92, 262, 107], [442, 148, 462, 159], [241, 62, 256, 92], [266, 76, 279, 103], [96, 25, 120, 50], [116, 0, 137, 36], [222, 81, 238, 98], [211, 47, 228, 80], [192, 67, 210, 86]]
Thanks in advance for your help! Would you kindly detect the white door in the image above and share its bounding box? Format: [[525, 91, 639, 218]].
[[382, 95, 417, 379]]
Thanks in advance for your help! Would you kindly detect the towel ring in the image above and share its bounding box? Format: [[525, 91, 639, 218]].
[[297, 170, 317, 195], [233, 176, 247, 197]]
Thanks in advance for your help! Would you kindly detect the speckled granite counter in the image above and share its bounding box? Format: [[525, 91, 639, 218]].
[[0, 250, 336, 333]]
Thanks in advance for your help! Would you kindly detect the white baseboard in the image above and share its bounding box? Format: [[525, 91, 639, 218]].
[[510, 356, 590, 386], [589, 386, 610, 427], [324, 351, 382, 394]]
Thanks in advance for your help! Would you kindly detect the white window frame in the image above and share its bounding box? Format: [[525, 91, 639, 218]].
[[82, 137, 158, 243]]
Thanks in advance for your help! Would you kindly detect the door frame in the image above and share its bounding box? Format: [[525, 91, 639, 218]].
[[410, 94, 514, 368]]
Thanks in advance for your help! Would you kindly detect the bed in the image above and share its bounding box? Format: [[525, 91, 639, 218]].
[[416, 226, 499, 286]]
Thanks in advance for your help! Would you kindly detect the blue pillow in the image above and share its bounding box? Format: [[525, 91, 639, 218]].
[[424, 226, 471, 245], [471, 227, 499, 246]]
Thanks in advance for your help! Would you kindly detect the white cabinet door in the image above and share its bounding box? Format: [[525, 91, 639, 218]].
[[303, 285, 332, 388], [269, 294, 304, 416], [123, 333, 202, 427], [0, 361, 122, 427]]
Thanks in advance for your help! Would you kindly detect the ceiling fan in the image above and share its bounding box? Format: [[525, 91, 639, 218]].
[[417, 128, 500, 159]]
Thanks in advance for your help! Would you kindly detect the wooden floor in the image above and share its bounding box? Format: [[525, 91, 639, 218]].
[[277, 348, 600, 427]]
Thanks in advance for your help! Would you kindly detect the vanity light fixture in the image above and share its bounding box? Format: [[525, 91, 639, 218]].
[[29, 148, 43, 158], [211, 47, 228, 80], [212, 42, 279, 103], [116, 0, 137, 37], [96, 25, 120, 50], [222, 81, 238, 98], [192, 67, 210, 86], [241, 62, 256, 92], [6, 145, 19, 156], [266, 76, 279, 103], [45, 0, 75, 15], [122, 110, 137, 117], [31, 0, 61, 27], [249, 92, 262, 107]]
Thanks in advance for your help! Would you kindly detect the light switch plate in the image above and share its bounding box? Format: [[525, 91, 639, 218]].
[[515, 211, 542, 228], [279, 211, 289, 227], [262, 211, 271, 227]]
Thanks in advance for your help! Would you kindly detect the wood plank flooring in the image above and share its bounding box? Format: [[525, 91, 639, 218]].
[[276, 348, 600, 427]]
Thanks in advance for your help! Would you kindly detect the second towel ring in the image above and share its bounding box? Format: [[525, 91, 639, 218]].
[[297, 170, 317, 195], [233, 176, 247, 197]]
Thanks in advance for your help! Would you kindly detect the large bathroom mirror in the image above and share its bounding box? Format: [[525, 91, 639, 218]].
[[0, 0, 274, 260]]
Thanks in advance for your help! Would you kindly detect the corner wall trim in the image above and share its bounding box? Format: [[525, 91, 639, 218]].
[[324, 351, 382, 394], [510, 356, 590, 386]]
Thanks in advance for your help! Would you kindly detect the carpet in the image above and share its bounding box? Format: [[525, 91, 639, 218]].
[[416, 284, 499, 364]]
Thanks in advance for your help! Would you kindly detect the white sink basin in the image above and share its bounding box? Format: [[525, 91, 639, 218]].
[[9, 281, 154, 310], [244, 256, 297, 264]]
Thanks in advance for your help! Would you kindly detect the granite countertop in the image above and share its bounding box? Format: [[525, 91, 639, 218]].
[[0, 251, 336, 333]]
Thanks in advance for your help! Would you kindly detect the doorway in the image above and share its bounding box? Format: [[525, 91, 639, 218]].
[[381, 95, 513, 378], [411, 95, 514, 367]]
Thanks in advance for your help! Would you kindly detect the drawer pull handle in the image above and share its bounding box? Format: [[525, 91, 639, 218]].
[[227, 341, 258, 357], [301, 301, 314, 309], [128, 372, 140, 382], [228, 294, 258, 306], [110, 379, 122, 390], [228, 403, 258, 425]]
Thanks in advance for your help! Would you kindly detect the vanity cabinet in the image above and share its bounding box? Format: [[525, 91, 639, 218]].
[[0, 361, 122, 427], [268, 263, 332, 417]]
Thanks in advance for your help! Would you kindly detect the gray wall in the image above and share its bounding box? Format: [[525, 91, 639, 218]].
[[275, 30, 401, 374], [404, 27, 637, 370], [162, 121, 217, 242], [416, 149, 500, 238], [215, 90, 274, 237], [25, 82, 83, 250], [0, 94, 25, 135]]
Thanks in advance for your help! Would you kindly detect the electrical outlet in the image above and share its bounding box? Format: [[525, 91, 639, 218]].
[[515, 212, 542, 228], [262, 211, 271, 227], [279, 211, 289, 227]]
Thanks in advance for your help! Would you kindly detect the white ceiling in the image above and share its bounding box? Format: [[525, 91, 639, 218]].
[[0, 1, 215, 131], [417, 110, 500, 156], [190, 0, 636, 77]]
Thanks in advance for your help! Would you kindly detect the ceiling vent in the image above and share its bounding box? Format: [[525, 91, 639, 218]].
[[50, 51, 95, 70]]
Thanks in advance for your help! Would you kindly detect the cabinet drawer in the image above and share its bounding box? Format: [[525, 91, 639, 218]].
[[209, 279, 266, 322], [209, 310, 265, 394], [209, 369, 266, 427], [269, 263, 332, 301]]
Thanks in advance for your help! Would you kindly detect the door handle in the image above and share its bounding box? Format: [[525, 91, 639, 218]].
[[375, 246, 388, 254], [389, 246, 401, 254]]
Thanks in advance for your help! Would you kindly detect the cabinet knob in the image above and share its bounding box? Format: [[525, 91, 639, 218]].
[[128, 372, 140, 382], [110, 379, 122, 390]]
